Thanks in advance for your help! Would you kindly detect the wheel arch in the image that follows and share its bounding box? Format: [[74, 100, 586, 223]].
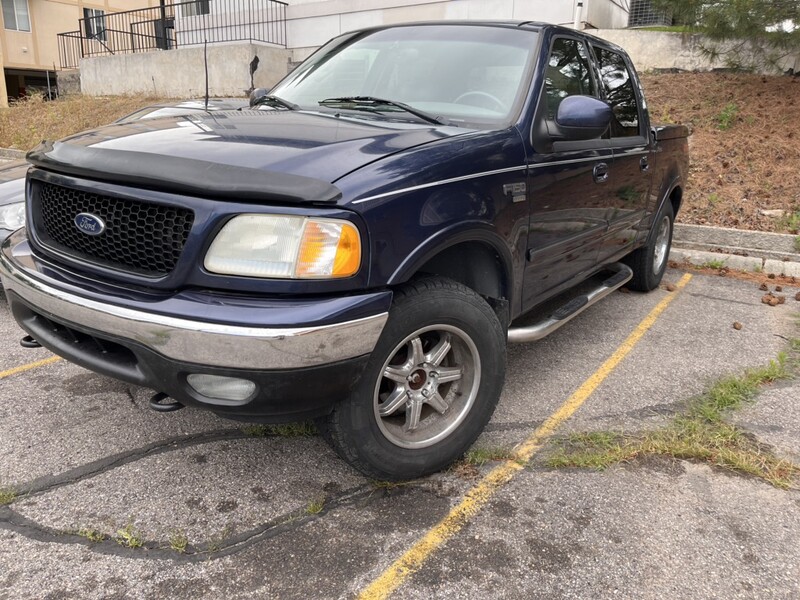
[[668, 184, 683, 218], [387, 227, 513, 304]]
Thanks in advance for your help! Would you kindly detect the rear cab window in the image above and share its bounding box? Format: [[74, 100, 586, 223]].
[[592, 46, 644, 139]]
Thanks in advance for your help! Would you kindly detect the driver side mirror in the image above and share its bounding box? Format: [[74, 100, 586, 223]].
[[249, 87, 269, 107], [554, 95, 612, 141]]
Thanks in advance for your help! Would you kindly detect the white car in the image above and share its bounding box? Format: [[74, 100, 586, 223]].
[[0, 160, 27, 242], [0, 98, 248, 246]]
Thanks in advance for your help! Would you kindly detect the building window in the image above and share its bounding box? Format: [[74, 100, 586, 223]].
[[183, 0, 211, 17], [83, 8, 106, 42], [2, 0, 31, 32]]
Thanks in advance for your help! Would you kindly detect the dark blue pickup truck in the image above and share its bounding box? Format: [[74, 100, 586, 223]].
[[1, 22, 688, 479]]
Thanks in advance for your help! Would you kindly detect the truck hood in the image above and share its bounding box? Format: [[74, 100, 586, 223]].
[[28, 110, 465, 204]]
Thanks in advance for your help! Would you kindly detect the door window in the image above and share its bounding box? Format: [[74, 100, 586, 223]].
[[593, 47, 641, 137], [544, 38, 597, 119]]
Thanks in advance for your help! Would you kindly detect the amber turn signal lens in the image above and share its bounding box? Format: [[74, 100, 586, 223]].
[[333, 222, 361, 277], [295, 219, 361, 278]]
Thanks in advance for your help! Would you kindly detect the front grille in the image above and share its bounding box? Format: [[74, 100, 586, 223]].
[[34, 181, 194, 276]]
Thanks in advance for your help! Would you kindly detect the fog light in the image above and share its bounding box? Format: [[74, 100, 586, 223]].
[[186, 374, 256, 402]]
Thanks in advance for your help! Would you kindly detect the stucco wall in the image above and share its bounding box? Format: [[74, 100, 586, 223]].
[[80, 43, 291, 97]]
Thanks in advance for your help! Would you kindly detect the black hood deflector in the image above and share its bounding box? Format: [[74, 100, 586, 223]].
[[27, 141, 342, 204]]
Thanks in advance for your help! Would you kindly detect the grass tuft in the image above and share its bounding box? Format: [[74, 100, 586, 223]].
[[548, 351, 798, 489], [716, 102, 739, 130], [242, 422, 317, 438], [114, 522, 144, 549], [77, 528, 106, 543], [702, 259, 726, 270], [0, 487, 18, 505], [305, 498, 325, 515], [169, 530, 189, 554], [463, 447, 515, 467], [370, 480, 409, 490]]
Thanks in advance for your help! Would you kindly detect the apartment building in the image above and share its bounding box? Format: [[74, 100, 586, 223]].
[[0, 0, 157, 106]]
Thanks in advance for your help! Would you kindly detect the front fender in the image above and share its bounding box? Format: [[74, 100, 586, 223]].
[[388, 221, 515, 288]]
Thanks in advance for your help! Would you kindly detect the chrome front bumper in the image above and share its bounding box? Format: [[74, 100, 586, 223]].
[[0, 239, 388, 371]]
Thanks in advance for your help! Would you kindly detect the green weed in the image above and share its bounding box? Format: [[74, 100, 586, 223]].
[[463, 447, 515, 467], [547, 352, 798, 489], [778, 211, 800, 234], [242, 422, 317, 437], [702, 259, 726, 270], [169, 530, 189, 554], [77, 528, 106, 543], [305, 498, 325, 515], [115, 522, 144, 549], [717, 102, 739, 130], [0, 487, 17, 505]]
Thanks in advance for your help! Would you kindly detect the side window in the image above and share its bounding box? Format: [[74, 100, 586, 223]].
[[183, 0, 210, 17], [593, 47, 641, 137], [544, 38, 596, 119]]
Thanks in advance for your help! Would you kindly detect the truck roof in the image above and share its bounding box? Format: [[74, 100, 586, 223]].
[[339, 20, 627, 55]]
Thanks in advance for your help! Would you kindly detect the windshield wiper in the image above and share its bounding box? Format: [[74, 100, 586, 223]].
[[250, 94, 300, 111], [319, 96, 450, 126]]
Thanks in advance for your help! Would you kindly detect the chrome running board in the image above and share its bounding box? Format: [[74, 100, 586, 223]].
[[507, 262, 633, 344]]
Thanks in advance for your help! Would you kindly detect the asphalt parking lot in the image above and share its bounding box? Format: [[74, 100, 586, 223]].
[[1, 268, 799, 600]]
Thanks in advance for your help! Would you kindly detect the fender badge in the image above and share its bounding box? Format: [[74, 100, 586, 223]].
[[74, 213, 106, 236]]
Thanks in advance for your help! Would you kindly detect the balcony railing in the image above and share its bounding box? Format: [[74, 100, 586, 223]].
[[57, 0, 288, 69]]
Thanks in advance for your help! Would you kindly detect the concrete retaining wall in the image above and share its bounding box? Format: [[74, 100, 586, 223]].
[[286, 0, 630, 65], [80, 43, 291, 97], [77, 23, 800, 98], [56, 70, 81, 96], [593, 29, 800, 74]]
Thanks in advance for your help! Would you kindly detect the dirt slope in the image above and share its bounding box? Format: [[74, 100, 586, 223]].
[[641, 72, 800, 234]]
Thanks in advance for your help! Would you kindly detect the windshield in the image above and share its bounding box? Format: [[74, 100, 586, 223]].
[[271, 25, 539, 128]]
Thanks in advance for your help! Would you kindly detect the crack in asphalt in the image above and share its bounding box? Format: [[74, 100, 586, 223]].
[[12, 428, 249, 497], [0, 428, 452, 563], [0, 483, 385, 563]]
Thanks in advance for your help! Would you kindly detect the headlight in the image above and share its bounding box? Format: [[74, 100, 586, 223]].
[[0, 202, 25, 231], [204, 214, 361, 279]]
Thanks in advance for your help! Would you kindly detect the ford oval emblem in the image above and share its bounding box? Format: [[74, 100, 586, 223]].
[[74, 213, 106, 236]]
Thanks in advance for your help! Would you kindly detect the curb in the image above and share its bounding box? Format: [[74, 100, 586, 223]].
[[0, 148, 26, 160], [672, 223, 800, 277]]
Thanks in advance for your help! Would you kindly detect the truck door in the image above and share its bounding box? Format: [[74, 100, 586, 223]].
[[591, 45, 653, 264], [522, 36, 614, 310]]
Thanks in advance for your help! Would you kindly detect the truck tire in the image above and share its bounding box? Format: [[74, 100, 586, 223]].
[[624, 201, 674, 292], [318, 277, 506, 480]]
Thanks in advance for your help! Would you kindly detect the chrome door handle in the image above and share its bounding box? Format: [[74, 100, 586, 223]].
[[593, 163, 609, 184]]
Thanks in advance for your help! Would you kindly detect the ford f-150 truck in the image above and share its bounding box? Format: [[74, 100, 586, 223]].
[[0, 22, 688, 480]]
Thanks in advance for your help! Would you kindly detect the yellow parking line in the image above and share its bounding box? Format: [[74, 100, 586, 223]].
[[358, 273, 693, 600], [0, 356, 62, 380]]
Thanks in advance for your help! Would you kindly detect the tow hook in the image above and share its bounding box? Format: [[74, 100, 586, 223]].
[[148, 392, 185, 412], [20, 335, 42, 349]]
